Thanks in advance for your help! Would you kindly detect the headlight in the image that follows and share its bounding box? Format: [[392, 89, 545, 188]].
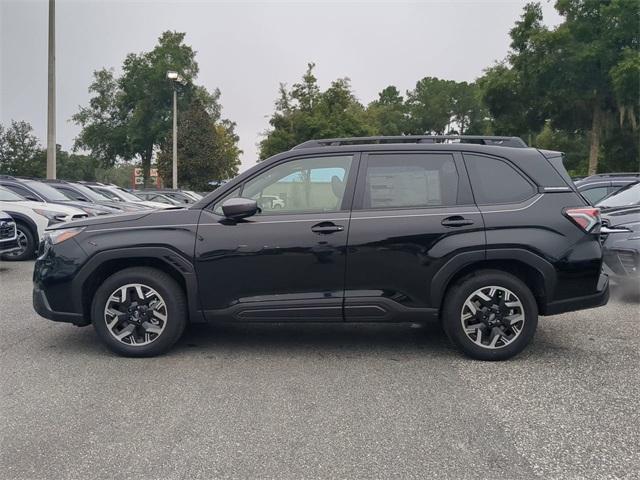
[[33, 208, 68, 225], [79, 205, 108, 216], [44, 227, 86, 245]]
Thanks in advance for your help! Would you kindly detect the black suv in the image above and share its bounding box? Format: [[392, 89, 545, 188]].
[[33, 136, 609, 360]]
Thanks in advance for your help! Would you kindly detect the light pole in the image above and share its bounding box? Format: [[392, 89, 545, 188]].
[[166, 71, 183, 189], [46, 0, 56, 179]]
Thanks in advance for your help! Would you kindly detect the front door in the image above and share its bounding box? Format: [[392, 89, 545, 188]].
[[195, 153, 358, 322]]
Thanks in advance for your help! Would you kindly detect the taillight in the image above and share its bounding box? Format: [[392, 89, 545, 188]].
[[564, 207, 600, 232]]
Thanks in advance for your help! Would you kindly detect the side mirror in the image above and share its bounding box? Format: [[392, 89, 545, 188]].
[[221, 197, 258, 220]]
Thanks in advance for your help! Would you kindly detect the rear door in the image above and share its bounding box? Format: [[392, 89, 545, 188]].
[[344, 151, 485, 320]]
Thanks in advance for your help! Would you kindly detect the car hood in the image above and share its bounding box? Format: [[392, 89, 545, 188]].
[[67, 201, 121, 214], [47, 211, 153, 230], [602, 206, 640, 228], [0, 200, 86, 215]]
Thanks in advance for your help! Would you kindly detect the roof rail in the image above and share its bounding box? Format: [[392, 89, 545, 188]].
[[589, 172, 640, 178], [292, 135, 528, 150], [0, 174, 17, 180]]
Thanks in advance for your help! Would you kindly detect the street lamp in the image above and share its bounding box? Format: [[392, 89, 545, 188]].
[[167, 71, 184, 189]]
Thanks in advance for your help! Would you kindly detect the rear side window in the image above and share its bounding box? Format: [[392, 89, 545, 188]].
[[363, 153, 459, 209], [464, 154, 535, 204]]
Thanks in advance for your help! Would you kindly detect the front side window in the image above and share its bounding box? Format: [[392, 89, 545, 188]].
[[0, 186, 25, 201], [464, 154, 536, 204], [241, 155, 353, 214], [363, 153, 459, 209]]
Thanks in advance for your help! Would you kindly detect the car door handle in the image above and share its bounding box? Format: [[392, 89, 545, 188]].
[[311, 222, 344, 234], [441, 216, 474, 227]]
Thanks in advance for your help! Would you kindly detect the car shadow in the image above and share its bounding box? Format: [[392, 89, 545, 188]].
[[172, 321, 456, 358]]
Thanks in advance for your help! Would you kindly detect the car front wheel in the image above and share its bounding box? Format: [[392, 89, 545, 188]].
[[91, 267, 187, 357], [442, 270, 538, 361], [1, 223, 36, 261]]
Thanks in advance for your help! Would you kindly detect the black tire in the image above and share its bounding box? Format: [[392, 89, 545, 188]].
[[1, 223, 36, 261], [442, 269, 538, 361], [91, 267, 187, 357]]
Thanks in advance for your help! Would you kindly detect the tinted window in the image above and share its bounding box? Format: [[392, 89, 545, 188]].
[[464, 154, 535, 204], [3, 184, 40, 201], [25, 181, 72, 201], [581, 186, 610, 205], [56, 186, 84, 201], [0, 186, 25, 201], [363, 153, 459, 209], [241, 155, 353, 214]]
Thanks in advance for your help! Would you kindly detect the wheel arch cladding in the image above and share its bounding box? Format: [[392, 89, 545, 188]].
[[77, 248, 203, 325], [436, 258, 551, 315]]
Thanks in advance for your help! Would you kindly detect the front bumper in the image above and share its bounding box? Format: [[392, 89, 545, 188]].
[[0, 238, 20, 255], [603, 247, 639, 279], [33, 285, 87, 326], [543, 272, 609, 316]]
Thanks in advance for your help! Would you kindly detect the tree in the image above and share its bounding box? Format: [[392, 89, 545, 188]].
[[157, 99, 241, 191], [0, 121, 44, 177], [405, 78, 485, 135], [480, 1, 640, 174], [406, 77, 456, 134], [73, 31, 229, 185], [259, 64, 375, 159], [366, 86, 407, 135]]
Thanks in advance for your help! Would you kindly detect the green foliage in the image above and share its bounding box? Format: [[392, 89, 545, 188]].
[[95, 163, 136, 189], [260, 65, 489, 159], [73, 31, 239, 185], [366, 86, 407, 135], [259, 64, 375, 159], [479, 0, 640, 173], [157, 99, 241, 191], [0, 121, 45, 177]]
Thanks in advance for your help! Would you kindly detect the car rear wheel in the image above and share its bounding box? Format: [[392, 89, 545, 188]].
[[1, 223, 36, 261], [91, 267, 187, 357], [442, 270, 538, 361]]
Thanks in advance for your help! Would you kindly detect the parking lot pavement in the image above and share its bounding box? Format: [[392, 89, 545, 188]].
[[0, 261, 638, 480]]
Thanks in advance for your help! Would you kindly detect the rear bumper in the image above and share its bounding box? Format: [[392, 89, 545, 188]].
[[33, 285, 87, 326], [542, 272, 609, 316]]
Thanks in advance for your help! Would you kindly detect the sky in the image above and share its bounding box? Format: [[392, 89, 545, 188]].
[[0, 0, 562, 172]]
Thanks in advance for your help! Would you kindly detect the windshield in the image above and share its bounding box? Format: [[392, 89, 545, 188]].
[[71, 183, 111, 201], [113, 187, 144, 202], [597, 182, 640, 208], [0, 186, 26, 201], [26, 181, 74, 202]]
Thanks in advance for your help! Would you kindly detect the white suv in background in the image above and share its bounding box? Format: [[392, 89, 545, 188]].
[[0, 210, 19, 256], [0, 186, 88, 261]]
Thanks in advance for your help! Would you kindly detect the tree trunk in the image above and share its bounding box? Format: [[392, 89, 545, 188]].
[[588, 104, 602, 176], [142, 149, 152, 187]]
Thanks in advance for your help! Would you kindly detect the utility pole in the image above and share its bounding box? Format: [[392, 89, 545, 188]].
[[172, 86, 178, 189], [166, 71, 183, 189], [46, 0, 56, 179]]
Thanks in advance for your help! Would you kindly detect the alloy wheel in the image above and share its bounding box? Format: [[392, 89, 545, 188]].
[[460, 286, 525, 349], [104, 283, 168, 346]]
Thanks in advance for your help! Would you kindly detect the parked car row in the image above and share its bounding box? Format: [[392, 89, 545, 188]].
[[597, 181, 640, 281], [0, 175, 200, 261]]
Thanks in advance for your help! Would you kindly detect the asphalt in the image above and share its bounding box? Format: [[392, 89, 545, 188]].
[[0, 260, 638, 480]]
